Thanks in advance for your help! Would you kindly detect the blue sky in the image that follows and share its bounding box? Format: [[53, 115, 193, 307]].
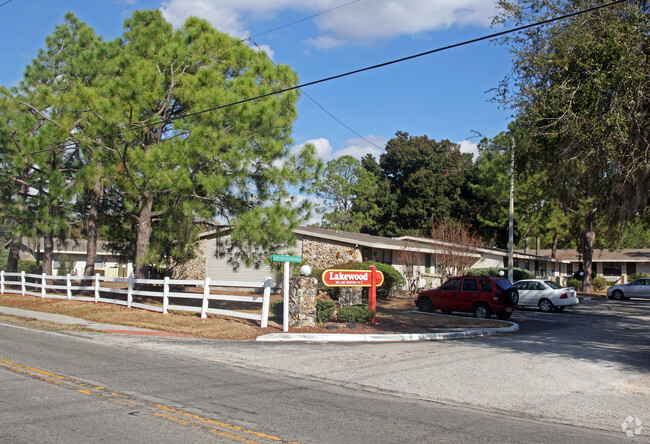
[[0, 0, 514, 161]]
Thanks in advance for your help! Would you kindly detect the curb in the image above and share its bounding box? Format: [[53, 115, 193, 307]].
[[256, 322, 519, 342]]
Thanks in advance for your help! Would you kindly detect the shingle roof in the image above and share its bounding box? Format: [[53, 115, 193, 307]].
[[520, 248, 650, 262]]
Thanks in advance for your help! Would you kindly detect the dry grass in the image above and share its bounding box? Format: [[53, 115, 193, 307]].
[[0, 292, 507, 340]]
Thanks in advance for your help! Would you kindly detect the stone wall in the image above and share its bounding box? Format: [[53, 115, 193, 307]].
[[289, 276, 318, 327], [301, 237, 362, 268], [171, 240, 207, 280]]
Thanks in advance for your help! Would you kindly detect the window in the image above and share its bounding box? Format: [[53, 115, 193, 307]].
[[602, 262, 621, 276], [535, 261, 547, 276], [372, 248, 392, 265], [480, 279, 492, 293], [462, 278, 478, 292], [627, 262, 636, 275], [424, 254, 431, 273], [566, 262, 574, 276], [440, 278, 461, 291], [513, 258, 519, 269]]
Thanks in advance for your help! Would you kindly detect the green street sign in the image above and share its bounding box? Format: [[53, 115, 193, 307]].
[[271, 254, 302, 263]]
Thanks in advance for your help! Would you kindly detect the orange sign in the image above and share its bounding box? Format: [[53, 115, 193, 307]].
[[322, 269, 384, 287]]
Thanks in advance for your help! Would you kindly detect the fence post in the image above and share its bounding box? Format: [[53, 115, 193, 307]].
[[66, 274, 72, 299], [1, 270, 4, 294], [127, 276, 133, 308], [201, 277, 211, 319], [41, 273, 46, 298], [260, 277, 272, 328], [21, 271, 25, 295], [94, 274, 100, 302], [162, 276, 169, 315]]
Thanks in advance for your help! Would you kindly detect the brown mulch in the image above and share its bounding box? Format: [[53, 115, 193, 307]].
[[0, 292, 507, 340]]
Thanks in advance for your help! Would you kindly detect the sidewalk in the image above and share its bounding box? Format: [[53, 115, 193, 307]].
[[0, 306, 192, 337], [0, 305, 518, 341]]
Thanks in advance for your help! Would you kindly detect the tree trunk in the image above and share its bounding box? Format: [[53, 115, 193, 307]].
[[582, 217, 596, 293], [134, 195, 154, 279], [524, 230, 530, 253], [536, 236, 540, 256], [7, 234, 21, 272], [42, 231, 54, 275], [84, 179, 102, 276], [551, 234, 558, 258]]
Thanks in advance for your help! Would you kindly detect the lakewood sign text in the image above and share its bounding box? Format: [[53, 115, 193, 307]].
[[322, 269, 384, 287]]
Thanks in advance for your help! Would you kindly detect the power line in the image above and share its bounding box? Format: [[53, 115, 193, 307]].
[[24, 0, 627, 156], [0, 0, 15, 8], [246, 0, 362, 41], [176, 0, 627, 122], [251, 40, 384, 152]]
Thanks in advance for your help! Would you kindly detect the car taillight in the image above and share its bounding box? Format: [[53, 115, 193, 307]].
[[493, 297, 500, 302], [560, 293, 567, 299]]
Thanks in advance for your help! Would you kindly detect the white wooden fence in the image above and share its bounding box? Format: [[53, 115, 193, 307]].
[[0, 271, 272, 327]]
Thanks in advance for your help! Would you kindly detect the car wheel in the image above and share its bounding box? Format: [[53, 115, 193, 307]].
[[417, 298, 434, 313], [538, 299, 553, 312], [612, 290, 624, 300], [473, 303, 491, 319], [505, 288, 519, 305], [496, 312, 512, 320], [552, 306, 566, 312]]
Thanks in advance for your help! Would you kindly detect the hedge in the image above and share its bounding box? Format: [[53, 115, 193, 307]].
[[337, 305, 374, 323], [465, 267, 533, 282]]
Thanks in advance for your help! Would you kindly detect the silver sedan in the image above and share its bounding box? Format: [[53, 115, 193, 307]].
[[607, 278, 650, 300], [513, 279, 579, 312]]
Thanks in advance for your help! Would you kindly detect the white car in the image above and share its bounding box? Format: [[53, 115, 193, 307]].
[[607, 278, 650, 300], [513, 279, 579, 312]]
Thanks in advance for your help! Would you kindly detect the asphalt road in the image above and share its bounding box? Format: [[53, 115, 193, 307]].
[[1, 297, 648, 443]]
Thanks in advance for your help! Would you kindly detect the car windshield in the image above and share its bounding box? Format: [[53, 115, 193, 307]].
[[544, 280, 562, 289], [494, 279, 513, 290]]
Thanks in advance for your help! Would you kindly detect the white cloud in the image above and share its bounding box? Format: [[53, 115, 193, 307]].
[[457, 139, 479, 158], [292, 137, 334, 159], [333, 135, 385, 161], [292, 135, 385, 162], [159, 0, 497, 47]]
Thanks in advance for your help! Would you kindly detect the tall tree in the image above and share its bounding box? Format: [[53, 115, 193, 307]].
[[494, 0, 650, 290], [376, 132, 475, 237], [315, 155, 379, 232], [88, 11, 317, 277]]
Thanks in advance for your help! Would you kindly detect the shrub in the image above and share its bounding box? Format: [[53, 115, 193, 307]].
[[567, 278, 583, 291], [591, 275, 608, 291], [465, 267, 533, 282], [629, 272, 649, 281], [56, 254, 76, 276], [316, 300, 336, 323], [337, 305, 374, 323], [0, 247, 8, 271], [17, 260, 40, 274], [270, 299, 336, 323], [270, 300, 283, 318]]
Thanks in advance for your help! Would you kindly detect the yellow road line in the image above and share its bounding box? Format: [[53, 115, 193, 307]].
[[0, 358, 298, 443]]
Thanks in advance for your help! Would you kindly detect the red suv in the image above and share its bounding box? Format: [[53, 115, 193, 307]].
[[415, 276, 519, 320]]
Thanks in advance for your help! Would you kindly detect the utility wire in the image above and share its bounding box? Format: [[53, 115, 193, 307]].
[[175, 0, 627, 122], [0, 0, 15, 8], [252, 40, 384, 151], [24, 0, 627, 156]]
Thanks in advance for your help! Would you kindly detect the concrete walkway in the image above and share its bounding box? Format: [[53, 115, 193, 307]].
[[0, 306, 191, 336], [0, 305, 519, 341]]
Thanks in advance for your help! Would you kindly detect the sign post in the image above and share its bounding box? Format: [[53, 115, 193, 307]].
[[321, 267, 384, 324], [369, 265, 377, 324], [271, 255, 302, 332]]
